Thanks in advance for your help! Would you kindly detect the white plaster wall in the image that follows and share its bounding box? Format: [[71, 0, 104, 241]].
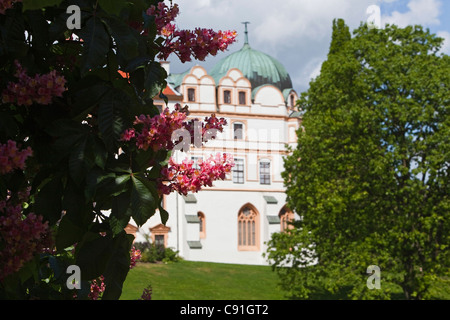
[[191, 66, 207, 78], [198, 84, 216, 106], [254, 86, 284, 106], [219, 78, 234, 87], [186, 191, 288, 265], [227, 69, 242, 81], [135, 189, 289, 265]]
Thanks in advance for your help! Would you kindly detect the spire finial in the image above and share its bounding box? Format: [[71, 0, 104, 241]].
[[242, 21, 250, 45]]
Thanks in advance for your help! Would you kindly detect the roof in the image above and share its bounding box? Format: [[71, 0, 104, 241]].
[[161, 83, 183, 100], [209, 43, 293, 92], [167, 69, 191, 89], [289, 111, 303, 118]]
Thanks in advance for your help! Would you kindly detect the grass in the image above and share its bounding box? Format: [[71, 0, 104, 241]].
[[121, 260, 286, 300], [121, 261, 450, 300]]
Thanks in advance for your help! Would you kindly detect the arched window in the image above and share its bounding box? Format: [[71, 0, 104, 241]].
[[238, 204, 259, 251], [279, 206, 295, 232], [198, 211, 206, 239], [290, 94, 295, 108]]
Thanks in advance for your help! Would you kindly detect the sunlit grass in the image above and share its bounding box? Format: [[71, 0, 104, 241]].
[[121, 261, 450, 300], [121, 260, 285, 300]]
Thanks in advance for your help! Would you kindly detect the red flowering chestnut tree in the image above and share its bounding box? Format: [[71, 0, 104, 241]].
[[0, 0, 235, 299]]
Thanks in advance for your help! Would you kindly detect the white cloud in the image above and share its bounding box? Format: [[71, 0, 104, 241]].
[[309, 62, 323, 80], [437, 31, 450, 54], [169, 0, 449, 92], [381, 0, 442, 27], [175, 0, 377, 48]]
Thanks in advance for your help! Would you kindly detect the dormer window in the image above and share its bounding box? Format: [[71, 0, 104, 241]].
[[187, 88, 196, 102], [239, 91, 246, 105], [223, 90, 231, 104]]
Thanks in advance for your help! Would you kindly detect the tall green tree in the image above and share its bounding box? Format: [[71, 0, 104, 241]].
[[266, 20, 449, 300]]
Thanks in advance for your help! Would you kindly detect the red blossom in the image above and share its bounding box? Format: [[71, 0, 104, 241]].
[[0, 0, 21, 15], [130, 246, 142, 269], [140, 285, 152, 300], [123, 104, 187, 151], [0, 140, 32, 175], [183, 114, 228, 146], [158, 153, 234, 196], [121, 104, 227, 152], [144, 2, 237, 63], [88, 275, 105, 300], [0, 193, 52, 282], [84, 247, 142, 300], [2, 61, 67, 106]]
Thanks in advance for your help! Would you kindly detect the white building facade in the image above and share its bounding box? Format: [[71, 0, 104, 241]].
[[132, 37, 301, 265]]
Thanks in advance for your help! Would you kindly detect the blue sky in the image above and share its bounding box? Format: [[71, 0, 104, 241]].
[[167, 0, 450, 93]]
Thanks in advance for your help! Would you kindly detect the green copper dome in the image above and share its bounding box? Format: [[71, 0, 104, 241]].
[[210, 43, 293, 92]]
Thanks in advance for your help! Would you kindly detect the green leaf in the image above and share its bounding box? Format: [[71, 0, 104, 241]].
[[98, 90, 125, 151], [56, 214, 84, 251], [75, 232, 113, 281], [85, 169, 129, 201], [98, 0, 128, 16], [122, 55, 153, 73], [143, 61, 167, 99], [79, 17, 110, 75], [0, 112, 18, 137], [147, 163, 162, 179], [57, 180, 93, 250], [103, 16, 138, 60], [24, 9, 49, 55], [34, 175, 63, 225], [102, 231, 134, 300], [134, 148, 155, 171], [22, 0, 63, 11], [130, 175, 157, 226], [70, 82, 110, 122], [1, 9, 28, 57], [109, 184, 132, 236], [86, 136, 108, 170], [6, 170, 26, 193], [69, 137, 88, 185], [159, 205, 169, 226]]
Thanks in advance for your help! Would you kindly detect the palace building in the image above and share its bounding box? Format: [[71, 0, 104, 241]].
[[130, 26, 301, 265]]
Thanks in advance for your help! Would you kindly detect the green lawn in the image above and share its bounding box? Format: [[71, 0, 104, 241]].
[[121, 261, 450, 300], [121, 260, 286, 300]]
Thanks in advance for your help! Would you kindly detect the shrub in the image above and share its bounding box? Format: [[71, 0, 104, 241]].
[[134, 241, 181, 264]]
